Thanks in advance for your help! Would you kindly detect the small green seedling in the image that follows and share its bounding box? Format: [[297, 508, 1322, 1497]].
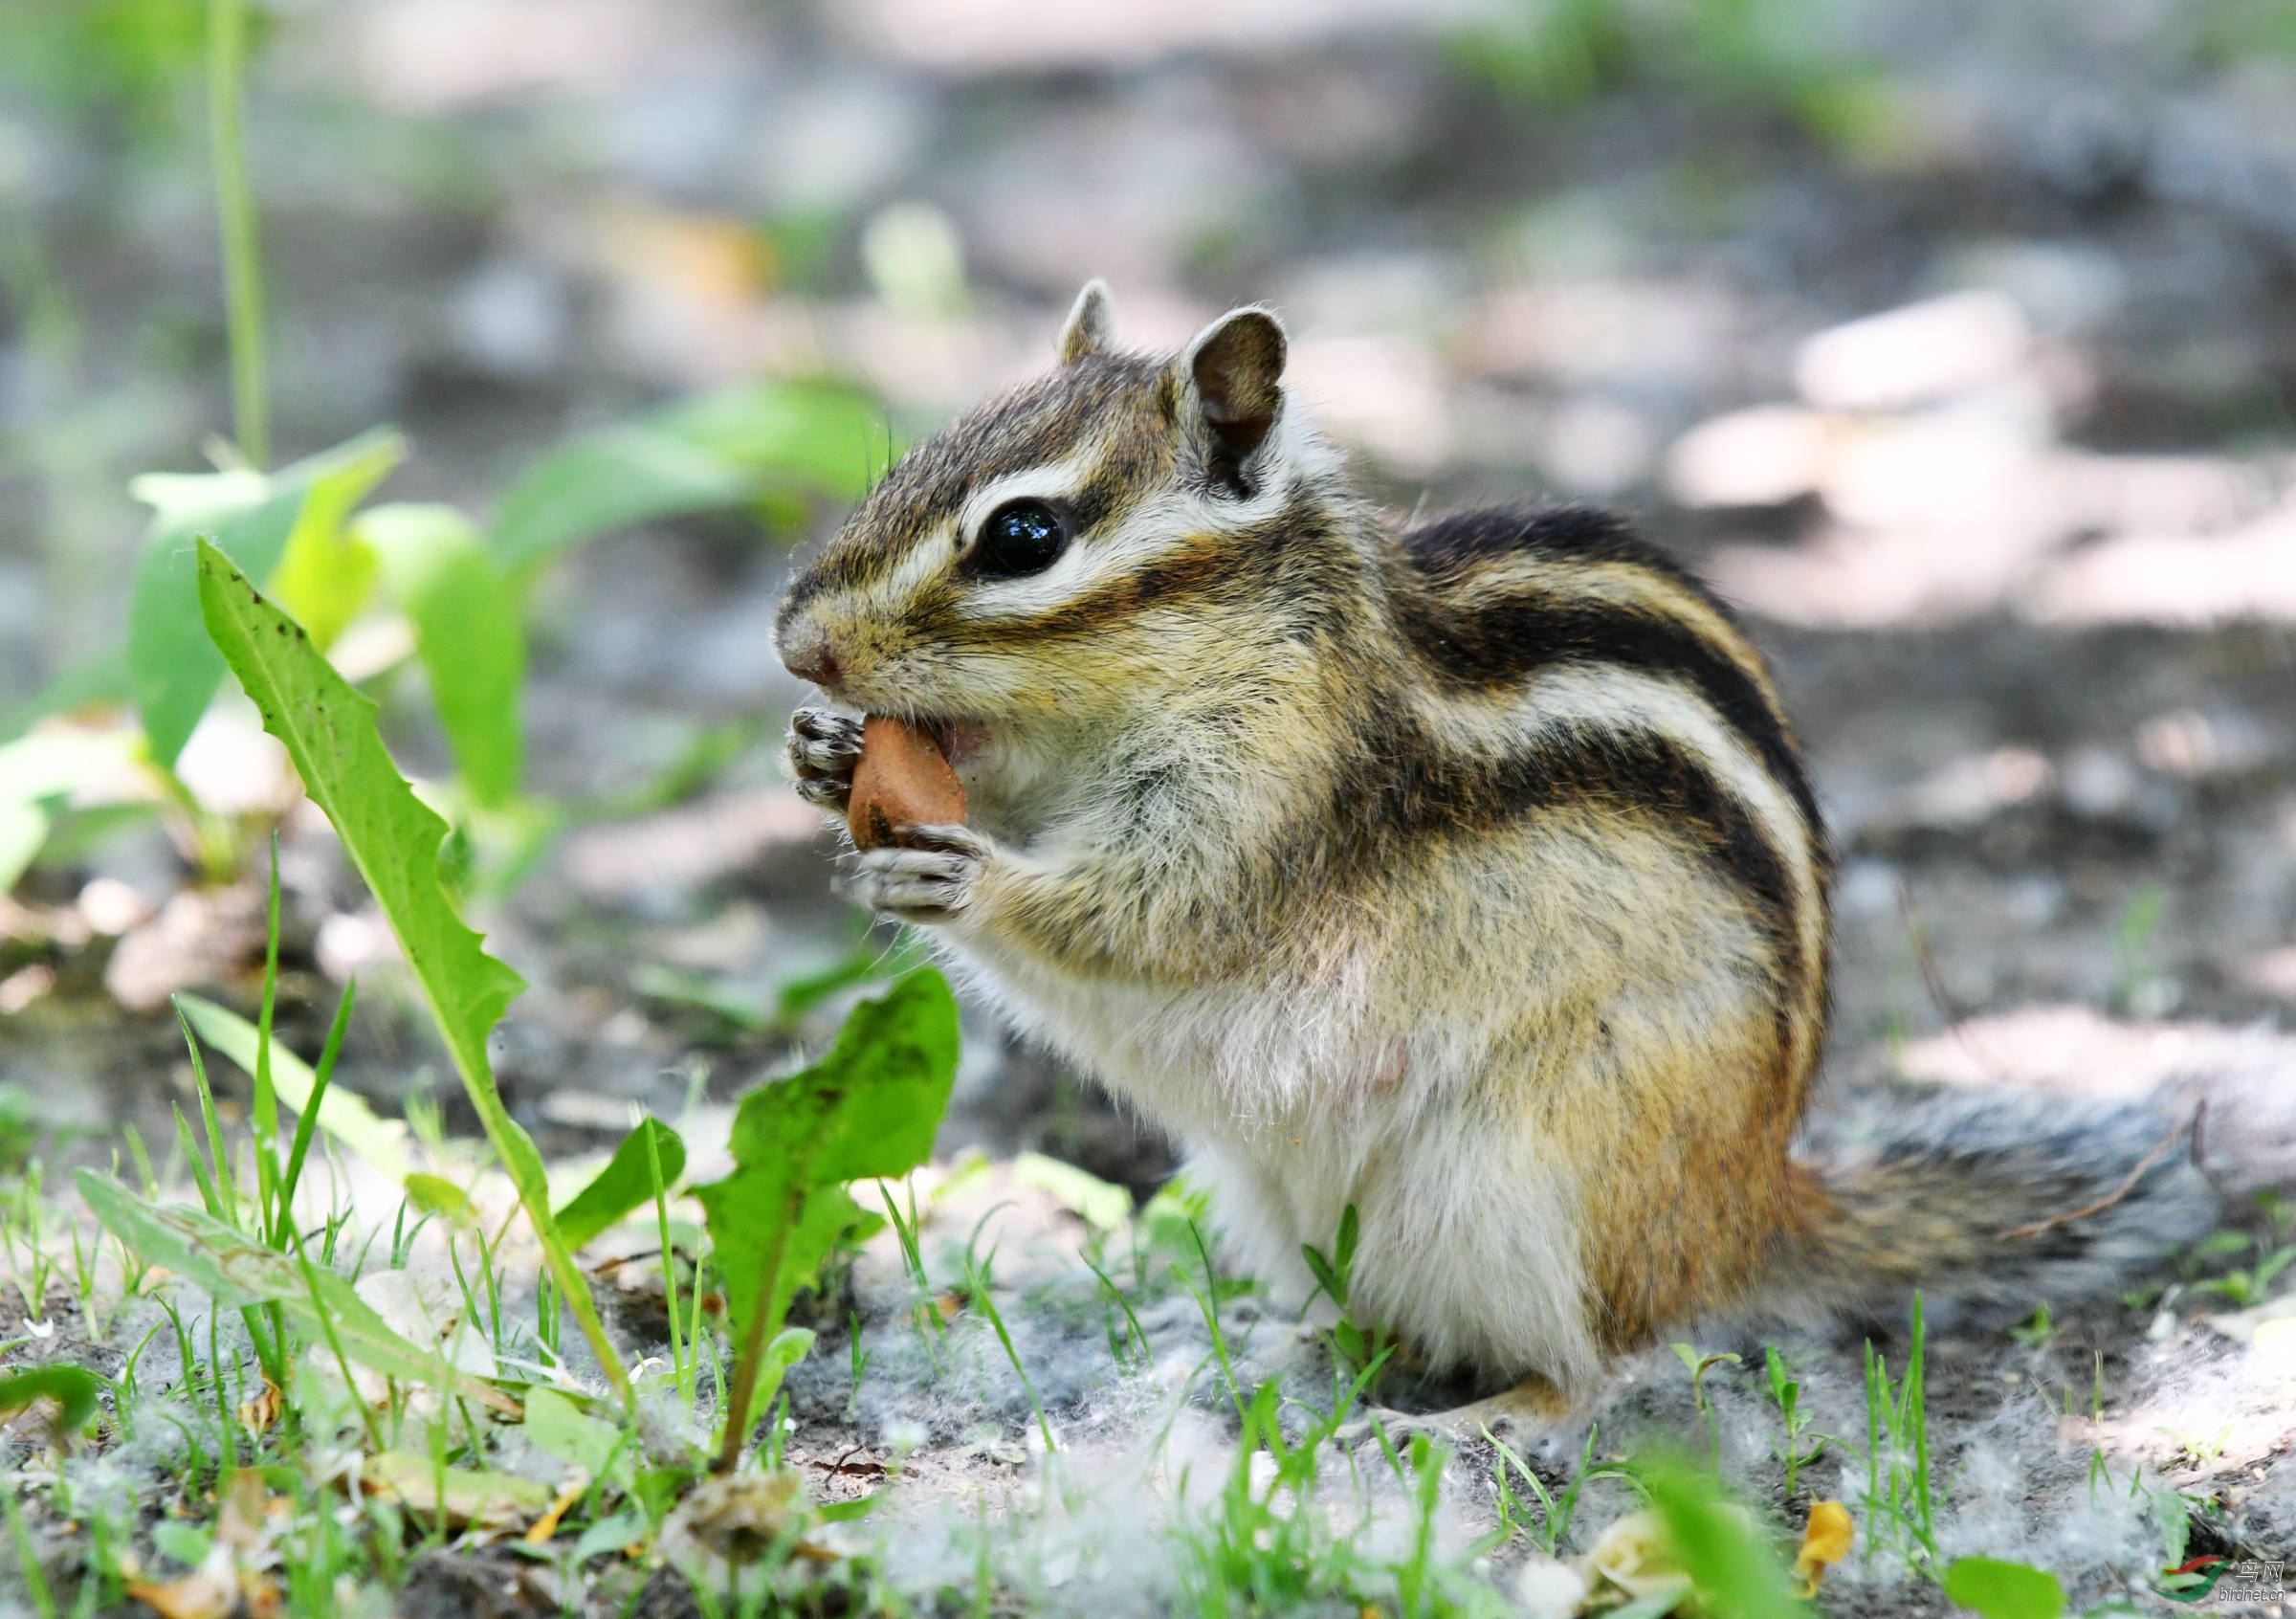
[[1490, 1421, 1630, 1555], [2009, 1301, 2055, 1347], [1762, 1345, 1827, 1502], [1671, 1342, 1741, 1457], [1301, 1204, 1392, 1386], [2188, 1230, 2296, 1308]]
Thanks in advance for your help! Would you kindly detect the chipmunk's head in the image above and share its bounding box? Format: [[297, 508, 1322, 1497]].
[[775, 282, 1357, 751]]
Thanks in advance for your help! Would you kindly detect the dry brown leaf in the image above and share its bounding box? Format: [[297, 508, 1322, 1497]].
[[132, 1477, 284, 1619], [236, 1378, 283, 1439], [127, 1566, 234, 1619], [240, 1573, 281, 1619], [522, 1471, 592, 1544], [1793, 1498, 1856, 1596], [215, 1473, 273, 1553]]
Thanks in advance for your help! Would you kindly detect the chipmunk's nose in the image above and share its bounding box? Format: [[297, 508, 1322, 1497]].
[[778, 617, 842, 689]]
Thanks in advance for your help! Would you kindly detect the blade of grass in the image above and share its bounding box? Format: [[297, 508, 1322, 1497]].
[[644, 1119, 686, 1391], [194, 540, 628, 1400], [171, 1105, 225, 1229], [1179, 1222, 1245, 1419], [274, 978, 355, 1246], [4, 1485, 55, 1619], [1079, 1252, 1147, 1374], [1909, 1291, 1933, 1553], [968, 1268, 1053, 1455], [252, 836, 281, 1229], [176, 993, 412, 1183], [206, 0, 266, 467], [169, 1002, 290, 1385], [175, 1003, 239, 1232], [77, 1171, 519, 1417]]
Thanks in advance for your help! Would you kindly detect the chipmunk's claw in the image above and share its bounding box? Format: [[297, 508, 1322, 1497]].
[[787, 706, 863, 812], [848, 824, 988, 922]]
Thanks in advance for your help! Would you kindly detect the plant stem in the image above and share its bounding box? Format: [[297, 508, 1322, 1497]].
[[208, 0, 269, 468], [645, 1120, 686, 1392], [1909, 1290, 1932, 1551], [714, 1185, 803, 1474]]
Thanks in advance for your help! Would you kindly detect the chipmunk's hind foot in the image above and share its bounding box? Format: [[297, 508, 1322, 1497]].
[[1345, 1373, 1572, 1445]]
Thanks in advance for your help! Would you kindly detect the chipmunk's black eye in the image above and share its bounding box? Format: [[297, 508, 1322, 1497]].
[[969, 499, 1069, 579]]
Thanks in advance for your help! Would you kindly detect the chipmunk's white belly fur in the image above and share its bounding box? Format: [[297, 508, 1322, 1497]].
[[929, 937, 1603, 1388]]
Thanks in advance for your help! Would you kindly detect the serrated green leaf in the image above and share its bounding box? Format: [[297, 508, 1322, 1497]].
[[193, 541, 626, 1398], [74, 1169, 518, 1412], [693, 1173, 869, 1350], [487, 379, 891, 572], [1944, 1557, 2066, 1619], [554, 1119, 687, 1251], [359, 502, 524, 807], [194, 543, 523, 1098], [734, 967, 959, 1185], [173, 993, 414, 1182], [128, 428, 403, 765], [693, 969, 957, 1352]]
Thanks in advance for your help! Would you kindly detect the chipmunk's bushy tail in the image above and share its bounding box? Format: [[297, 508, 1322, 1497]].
[[1763, 1088, 2220, 1335]]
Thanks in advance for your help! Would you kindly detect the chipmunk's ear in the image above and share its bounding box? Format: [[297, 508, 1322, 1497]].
[[1057, 279, 1115, 365], [1180, 305, 1287, 496]]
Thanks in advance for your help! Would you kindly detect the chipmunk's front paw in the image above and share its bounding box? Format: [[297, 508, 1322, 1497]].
[[787, 705, 864, 812], [848, 824, 989, 924]]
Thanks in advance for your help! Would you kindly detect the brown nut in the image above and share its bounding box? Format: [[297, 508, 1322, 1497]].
[[847, 716, 966, 852]]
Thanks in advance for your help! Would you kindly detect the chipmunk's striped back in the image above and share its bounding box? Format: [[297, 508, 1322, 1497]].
[[1383, 506, 1832, 1099]]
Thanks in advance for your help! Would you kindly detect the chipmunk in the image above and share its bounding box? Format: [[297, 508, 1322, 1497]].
[[773, 281, 2217, 1419]]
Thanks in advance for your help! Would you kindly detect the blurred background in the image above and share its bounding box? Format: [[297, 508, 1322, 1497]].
[[2, 0, 2294, 1187]]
